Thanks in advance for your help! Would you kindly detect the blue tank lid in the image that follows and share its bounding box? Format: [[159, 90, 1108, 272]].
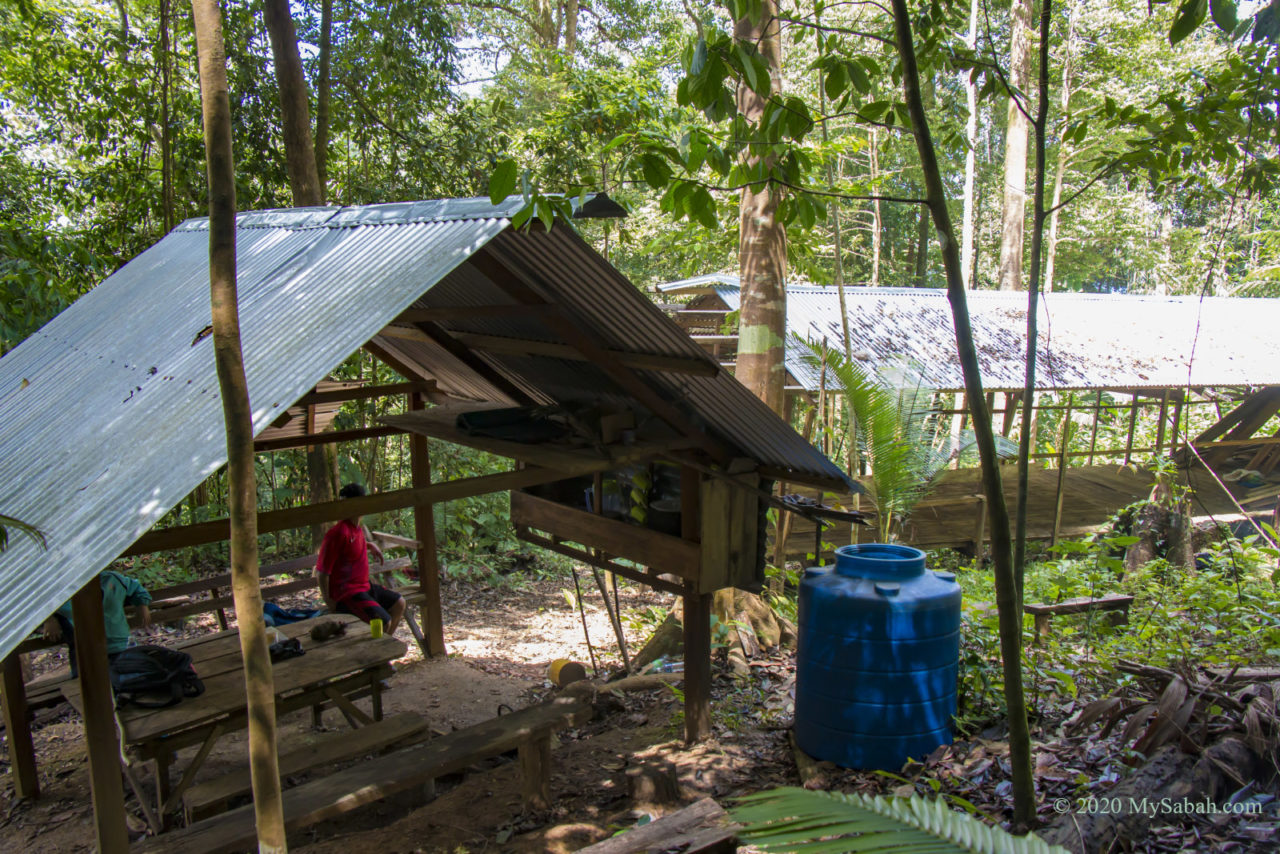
[[834, 543, 927, 580]]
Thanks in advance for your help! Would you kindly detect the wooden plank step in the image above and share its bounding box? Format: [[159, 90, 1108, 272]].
[[574, 798, 738, 853], [133, 696, 590, 854], [1023, 594, 1134, 616], [183, 712, 430, 822]]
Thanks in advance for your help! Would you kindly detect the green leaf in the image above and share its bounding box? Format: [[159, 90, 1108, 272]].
[[1209, 0, 1237, 33], [824, 62, 848, 101], [488, 159, 517, 205], [1170, 0, 1207, 45], [733, 788, 1071, 853], [736, 43, 760, 94], [640, 154, 672, 190], [690, 37, 708, 75]]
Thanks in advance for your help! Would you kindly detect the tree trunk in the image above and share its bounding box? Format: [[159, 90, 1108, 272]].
[[262, 0, 322, 207], [563, 0, 579, 60], [315, 0, 333, 200], [960, 0, 980, 288], [1043, 0, 1077, 294], [914, 201, 929, 286], [158, 0, 174, 232], [814, 8, 851, 354], [997, 0, 1034, 292], [734, 0, 787, 416], [889, 0, 1036, 829], [190, 2, 287, 852], [869, 129, 882, 287], [263, 0, 333, 532], [1014, 0, 1053, 598]]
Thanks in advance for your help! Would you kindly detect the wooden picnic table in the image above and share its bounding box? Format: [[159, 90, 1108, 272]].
[[60, 613, 406, 831]]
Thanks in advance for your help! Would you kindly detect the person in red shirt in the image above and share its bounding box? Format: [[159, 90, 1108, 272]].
[[315, 483, 405, 634]]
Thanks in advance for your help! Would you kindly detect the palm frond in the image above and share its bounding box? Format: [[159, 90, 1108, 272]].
[[797, 336, 947, 541], [732, 788, 1069, 854], [0, 513, 47, 553]]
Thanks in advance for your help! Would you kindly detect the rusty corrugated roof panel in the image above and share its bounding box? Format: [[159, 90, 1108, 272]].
[[661, 278, 1280, 392]]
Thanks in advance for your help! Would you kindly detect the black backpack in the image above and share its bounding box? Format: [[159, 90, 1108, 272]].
[[109, 644, 205, 709]]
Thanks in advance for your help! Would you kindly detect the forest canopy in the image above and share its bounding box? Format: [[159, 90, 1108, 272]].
[[1, 0, 1277, 355]]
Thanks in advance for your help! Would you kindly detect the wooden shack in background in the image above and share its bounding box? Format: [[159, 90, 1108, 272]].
[[660, 276, 1280, 551]]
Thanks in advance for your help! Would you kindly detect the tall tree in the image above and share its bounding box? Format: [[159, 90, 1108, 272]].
[[998, 0, 1034, 291], [190, 0, 287, 850], [262, 0, 321, 207], [959, 0, 980, 288], [733, 0, 787, 415], [888, 0, 1036, 828], [262, 0, 334, 545]]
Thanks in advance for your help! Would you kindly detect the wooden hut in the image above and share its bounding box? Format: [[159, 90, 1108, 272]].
[[0, 199, 851, 849]]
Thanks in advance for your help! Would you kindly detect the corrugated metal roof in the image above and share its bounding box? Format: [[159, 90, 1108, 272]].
[[660, 278, 1280, 392], [0, 199, 846, 661]]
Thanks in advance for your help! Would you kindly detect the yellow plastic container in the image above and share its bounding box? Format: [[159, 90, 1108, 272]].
[[547, 658, 587, 687], [370, 618, 384, 639]]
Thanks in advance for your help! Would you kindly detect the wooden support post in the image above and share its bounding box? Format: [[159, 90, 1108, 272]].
[[1155, 390, 1170, 457], [682, 587, 712, 744], [971, 494, 987, 557], [518, 733, 552, 810], [1051, 394, 1075, 547], [71, 578, 129, 854], [680, 469, 710, 743], [410, 392, 446, 657], [1170, 393, 1184, 457], [1001, 392, 1019, 437], [1124, 392, 1139, 465], [2, 650, 39, 798], [1087, 391, 1102, 466]]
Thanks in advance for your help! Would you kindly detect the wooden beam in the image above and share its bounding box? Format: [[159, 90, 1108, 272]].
[[410, 392, 446, 657], [2, 651, 38, 798], [72, 578, 129, 854], [254, 425, 404, 452], [511, 492, 700, 580], [297, 381, 436, 407], [468, 249, 730, 464], [125, 466, 580, 556], [450, 331, 719, 377], [514, 530, 686, 596], [394, 304, 553, 323], [1194, 387, 1280, 444], [415, 321, 540, 406]]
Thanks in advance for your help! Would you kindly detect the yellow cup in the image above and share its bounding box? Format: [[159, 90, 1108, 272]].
[[370, 618, 384, 639]]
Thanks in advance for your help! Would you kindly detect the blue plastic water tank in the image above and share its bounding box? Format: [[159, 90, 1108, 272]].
[[794, 543, 961, 770]]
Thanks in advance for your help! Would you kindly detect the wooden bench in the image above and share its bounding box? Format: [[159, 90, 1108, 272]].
[[182, 711, 429, 823], [575, 798, 738, 854], [133, 696, 590, 854], [1024, 594, 1135, 637]]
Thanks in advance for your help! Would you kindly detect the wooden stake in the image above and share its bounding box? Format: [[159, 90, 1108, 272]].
[[71, 578, 128, 853], [1124, 391, 1139, 465], [410, 392, 445, 656], [682, 587, 712, 743], [1155, 390, 1170, 457], [1087, 391, 1102, 465], [1051, 394, 1074, 547], [1, 651, 38, 798]]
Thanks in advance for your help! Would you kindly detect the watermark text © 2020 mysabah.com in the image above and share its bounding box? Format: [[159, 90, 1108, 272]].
[[1053, 796, 1263, 818]]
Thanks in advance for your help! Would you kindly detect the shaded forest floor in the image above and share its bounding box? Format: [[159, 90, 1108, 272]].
[[3, 563, 1280, 853]]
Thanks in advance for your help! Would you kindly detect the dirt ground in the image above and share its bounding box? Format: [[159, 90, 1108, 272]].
[[6, 565, 1280, 853], [0, 569, 795, 853]]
